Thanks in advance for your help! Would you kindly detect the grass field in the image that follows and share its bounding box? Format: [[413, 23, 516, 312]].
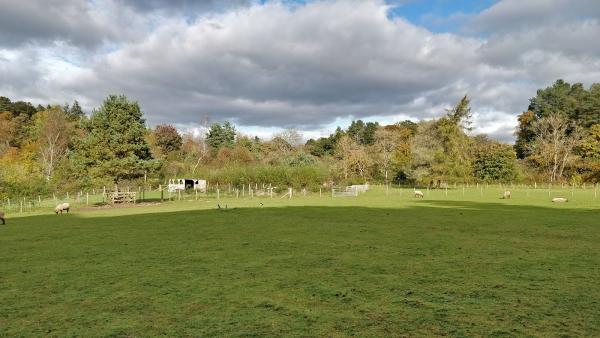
[[1, 186, 599, 337]]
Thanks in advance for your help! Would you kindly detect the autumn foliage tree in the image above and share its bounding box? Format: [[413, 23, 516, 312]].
[[374, 128, 402, 183], [151, 124, 183, 156], [527, 114, 583, 183], [35, 106, 72, 180]]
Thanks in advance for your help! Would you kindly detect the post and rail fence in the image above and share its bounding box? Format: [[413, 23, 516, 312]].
[[1, 182, 597, 216]]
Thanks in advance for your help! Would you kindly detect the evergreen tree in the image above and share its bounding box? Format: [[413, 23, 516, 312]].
[[206, 121, 236, 150], [528, 79, 598, 127], [347, 120, 365, 143], [362, 122, 379, 145], [0, 97, 37, 116], [72, 95, 156, 183], [440, 96, 474, 178], [446, 95, 473, 131], [514, 111, 537, 159], [397, 120, 418, 135], [0, 97, 12, 112], [69, 100, 85, 120], [579, 84, 600, 127], [347, 120, 379, 145]]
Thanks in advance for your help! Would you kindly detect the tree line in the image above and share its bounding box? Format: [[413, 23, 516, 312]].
[[0, 79, 598, 198]]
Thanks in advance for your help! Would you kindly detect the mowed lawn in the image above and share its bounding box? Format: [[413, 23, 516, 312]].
[[1, 188, 599, 337]]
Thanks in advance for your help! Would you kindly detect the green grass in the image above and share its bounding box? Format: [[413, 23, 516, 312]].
[[1, 187, 599, 337]]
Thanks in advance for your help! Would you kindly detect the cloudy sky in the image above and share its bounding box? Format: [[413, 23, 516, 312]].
[[1, 0, 599, 142]]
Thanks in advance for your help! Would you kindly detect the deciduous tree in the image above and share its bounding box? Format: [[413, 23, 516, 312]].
[[152, 124, 183, 155], [374, 128, 401, 183], [528, 114, 583, 182], [36, 106, 71, 180]]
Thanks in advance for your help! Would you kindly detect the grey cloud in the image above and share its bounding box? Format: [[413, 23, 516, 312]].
[[3, 0, 600, 143], [64, 1, 483, 128], [0, 0, 251, 49], [125, 0, 252, 13], [0, 0, 161, 49], [478, 21, 600, 70], [0, 0, 109, 47], [471, 0, 600, 35], [0, 49, 43, 95]]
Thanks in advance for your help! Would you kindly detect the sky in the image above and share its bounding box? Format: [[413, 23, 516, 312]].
[[1, 0, 599, 142]]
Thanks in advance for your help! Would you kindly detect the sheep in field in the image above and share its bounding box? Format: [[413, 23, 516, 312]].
[[55, 203, 70, 214], [0, 211, 5, 225], [552, 197, 568, 203], [414, 190, 424, 198], [502, 191, 511, 199]]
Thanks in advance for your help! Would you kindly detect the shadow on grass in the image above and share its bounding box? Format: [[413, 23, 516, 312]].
[[1, 200, 598, 337]]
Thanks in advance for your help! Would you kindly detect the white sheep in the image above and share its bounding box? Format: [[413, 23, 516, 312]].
[[551, 197, 568, 203], [55, 203, 71, 214], [0, 211, 5, 224], [502, 191, 511, 199], [414, 190, 424, 198]]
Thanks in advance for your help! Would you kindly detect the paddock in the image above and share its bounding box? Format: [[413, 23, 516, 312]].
[[1, 185, 599, 336]]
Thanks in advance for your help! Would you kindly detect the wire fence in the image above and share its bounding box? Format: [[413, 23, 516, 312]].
[[0, 183, 332, 215], [1, 182, 598, 216]]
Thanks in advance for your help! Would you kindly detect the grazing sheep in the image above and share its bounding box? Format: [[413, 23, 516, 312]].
[[502, 191, 511, 199], [552, 197, 568, 203], [414, 190, 424, 198], [0, 211, 5, 225], [55, 203, 70, 214]]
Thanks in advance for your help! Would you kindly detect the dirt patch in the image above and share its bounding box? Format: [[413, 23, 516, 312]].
[[78, 202, 165, 212]]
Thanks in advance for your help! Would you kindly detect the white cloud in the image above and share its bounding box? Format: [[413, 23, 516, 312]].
[[1, 0, 599, 142]]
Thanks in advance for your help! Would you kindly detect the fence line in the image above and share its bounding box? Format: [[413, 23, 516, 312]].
[[1, 182, 598, 215]]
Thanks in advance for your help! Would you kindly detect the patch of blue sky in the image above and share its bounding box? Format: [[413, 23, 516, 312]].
[[386, 0, 498, 33], [254, 0, 498, 33], [255, 0, 307, 9]]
